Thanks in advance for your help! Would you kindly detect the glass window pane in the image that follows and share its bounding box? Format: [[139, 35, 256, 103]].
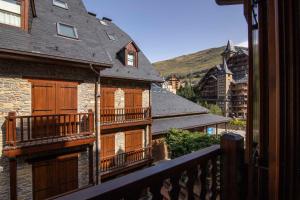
[[53, 0, 68, 9], [58, 23, 77, 39], [0, 0, 20, 14], [128, 54, 134, 66]]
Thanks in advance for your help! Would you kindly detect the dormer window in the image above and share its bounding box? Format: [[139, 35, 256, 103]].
[[57, 23, 78, 39], [53, 0, 68, 9], [127, 52, 135, 66], [0, 0, 21, 27]]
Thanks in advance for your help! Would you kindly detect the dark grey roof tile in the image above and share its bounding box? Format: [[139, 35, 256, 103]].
[[151, 84, 208, 117]]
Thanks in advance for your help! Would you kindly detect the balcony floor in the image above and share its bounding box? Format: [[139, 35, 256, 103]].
[[3, 134, 95, 157]]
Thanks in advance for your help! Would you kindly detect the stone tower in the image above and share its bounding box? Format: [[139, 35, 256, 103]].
[[217, 57, 233, 116], [222, 40, 237, 61]]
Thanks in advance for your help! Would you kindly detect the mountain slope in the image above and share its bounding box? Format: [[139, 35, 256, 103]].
[[153, 46, 226, 77]]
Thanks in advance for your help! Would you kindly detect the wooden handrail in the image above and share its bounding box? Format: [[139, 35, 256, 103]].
[[57, 145, 221, 200], [5, 112, 95, 147], [100, 147, 152, 173], [100, 107, 151, 124]]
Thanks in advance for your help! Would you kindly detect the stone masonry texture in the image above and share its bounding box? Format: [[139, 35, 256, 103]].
[[0, 60, 96, 199]]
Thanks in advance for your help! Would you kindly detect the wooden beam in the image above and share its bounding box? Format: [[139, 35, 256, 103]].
[[88, 144, 94, 185], [9, 159, 17, 200], [215, 0, 243, 5]]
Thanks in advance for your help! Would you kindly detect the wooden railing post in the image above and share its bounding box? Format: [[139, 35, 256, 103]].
[[221, 133, 245, 200], [88, 109, 94, 133], [6, 112, 17, 146]]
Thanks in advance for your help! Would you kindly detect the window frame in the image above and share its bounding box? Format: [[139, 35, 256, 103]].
[[127, 52, 135, 66], [0, 0, 22, 28], [56, 22, 78, 39], [53, 0, 68, 10]]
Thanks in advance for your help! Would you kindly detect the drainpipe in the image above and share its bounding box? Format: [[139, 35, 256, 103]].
[[90, 65, 101, 184]]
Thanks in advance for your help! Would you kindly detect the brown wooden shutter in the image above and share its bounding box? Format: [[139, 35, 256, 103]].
[[31, 80, 56, 116], [33, 155, 78, 200], [125, 130, 142, 152], [101, 134, 115, 158], [56, 82, 78, 114]]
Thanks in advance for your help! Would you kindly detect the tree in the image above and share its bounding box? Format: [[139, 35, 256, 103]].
[[165, 129, 220, 159], [177, 84, 197, 102], [200, 102, 223, 116]]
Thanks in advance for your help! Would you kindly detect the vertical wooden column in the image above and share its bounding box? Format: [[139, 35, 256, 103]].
[[221, 133, 244, 200], [88, 109, 94, 133], [9, 158, 17, 200], [88, 144, 94, 185], [7, 112, 17, 146]]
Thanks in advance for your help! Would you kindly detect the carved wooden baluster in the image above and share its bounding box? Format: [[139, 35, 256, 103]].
[[178, 170, 189, 200], [138, 187, 153, 200], [200, 160, 208, 200], [160, 178, 172, 200], [169, 172, 181, 199], [205, 160, 213, 200], [193, 165, 202, 200], [215, 156, 221, 200]]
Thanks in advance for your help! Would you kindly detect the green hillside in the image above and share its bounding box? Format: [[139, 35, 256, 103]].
[[153, 46, 226, 77]]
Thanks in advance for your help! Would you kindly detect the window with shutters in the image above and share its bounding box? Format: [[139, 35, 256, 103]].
[[0, 0, 21, 27]]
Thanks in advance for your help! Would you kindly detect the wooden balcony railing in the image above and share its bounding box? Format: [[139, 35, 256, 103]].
[[5, 110, 94, 147], [101, 147, 151, 173], [57, 134, 245, 200], [100, 107, 151, 125]]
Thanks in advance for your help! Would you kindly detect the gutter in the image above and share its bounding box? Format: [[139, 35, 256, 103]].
[[90, 65, 101, 184], [0, 48, 113, 68]]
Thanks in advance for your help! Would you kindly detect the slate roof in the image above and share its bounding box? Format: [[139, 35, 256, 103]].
[[0, 0, 112, 67], [95, 19, 163, 82], [234, 74, 248, 84], [219, 58, 233, 75], [152, 114, 230, 135], [0, 0, 163, 83], [151, 84, 208, 118], [223, 40, 237, 55]]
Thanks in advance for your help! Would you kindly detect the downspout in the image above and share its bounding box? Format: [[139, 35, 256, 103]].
[[90, 65, 101, 184]]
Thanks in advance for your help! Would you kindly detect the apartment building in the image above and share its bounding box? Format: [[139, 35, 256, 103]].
[[198, 40, 249, 118], [0, 0, 162, 199]]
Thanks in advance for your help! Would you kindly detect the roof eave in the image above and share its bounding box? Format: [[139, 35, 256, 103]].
[[215, 0, 244, 5], [0, 48, 113, 69]]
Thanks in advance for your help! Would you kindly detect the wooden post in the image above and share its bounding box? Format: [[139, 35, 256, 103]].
[[88, 109, 94, 133], [88, 144, 94, 185], [9, 158, 17, 200], [7, 112, 17, 146], [216, 124, 218, 135], [221, 133, 244, 200]]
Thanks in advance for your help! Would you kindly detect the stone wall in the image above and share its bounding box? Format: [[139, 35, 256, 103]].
[[152, 137, 169, 162], [78, 82, 95, 113], [142, 90, 150, 108], [0, 60, 96, 199], [115, 132, 125, 154], [78, 151, 89, 188], [17, 158, 33, 200], [114, 89, 125, 109]]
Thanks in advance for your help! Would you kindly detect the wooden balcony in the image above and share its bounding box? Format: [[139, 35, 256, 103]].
[[3, 111, 95, 157], [58, 134, 245, 200], [100, 107, 151, 130], [101, 147, 152, 179]]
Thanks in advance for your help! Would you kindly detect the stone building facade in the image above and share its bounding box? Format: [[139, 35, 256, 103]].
[[0, 60, 96, 200], [198, 41, 249, 118]]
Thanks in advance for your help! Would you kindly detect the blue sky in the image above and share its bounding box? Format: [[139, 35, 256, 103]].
[[83, 0, 247, 62]]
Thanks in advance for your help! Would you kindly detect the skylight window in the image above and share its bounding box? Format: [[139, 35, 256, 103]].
[[57, 23, 78, 39], [0, 0, 21, 27], [100, 20, 108, 26], [53, 0, 68, 9], [107, 33, 116, 41]]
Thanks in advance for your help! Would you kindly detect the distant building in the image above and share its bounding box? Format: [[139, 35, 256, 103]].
[[198, 40, 249, 118], [162, 74, 182, 94], [151, 84, 230, 162]]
